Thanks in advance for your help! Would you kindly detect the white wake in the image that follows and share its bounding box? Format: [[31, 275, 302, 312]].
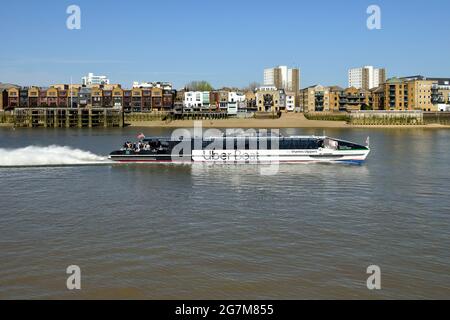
[[0, 145, 111, 167]]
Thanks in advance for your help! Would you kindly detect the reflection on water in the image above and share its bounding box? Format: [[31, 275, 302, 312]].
[[0, 127, 449, 299], [190, 161, 370, 177]]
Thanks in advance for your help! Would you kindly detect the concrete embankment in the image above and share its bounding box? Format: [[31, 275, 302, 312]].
[[306, 111, 450, 128], [348, 111, 423, 125]]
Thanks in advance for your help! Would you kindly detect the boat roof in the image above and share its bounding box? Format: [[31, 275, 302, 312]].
[[142, 135, 329, 141]]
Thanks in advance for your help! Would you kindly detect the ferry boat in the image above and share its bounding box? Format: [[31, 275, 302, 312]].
[[108, 134, 370, 164]]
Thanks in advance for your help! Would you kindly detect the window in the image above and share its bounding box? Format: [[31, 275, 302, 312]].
[[279, 138, 320, 150], [338, 140, 365, 150]]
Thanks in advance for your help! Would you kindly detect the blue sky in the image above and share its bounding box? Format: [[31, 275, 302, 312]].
[[0, 0, 449, 89]]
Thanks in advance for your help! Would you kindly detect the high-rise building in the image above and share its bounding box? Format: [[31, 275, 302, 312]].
[[348, 66, 386, 90], [373, 68, 386, 89], [264, 66, 300, 92], [264, 68, 282, 89], [82, 73, 110, 86], [287, 68, 300, 93]]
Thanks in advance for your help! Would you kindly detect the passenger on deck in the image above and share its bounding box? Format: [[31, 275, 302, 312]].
[[156, 140, 161, 148]]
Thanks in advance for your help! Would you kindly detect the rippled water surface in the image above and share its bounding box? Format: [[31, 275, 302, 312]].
[[0, 127, 449, 299]]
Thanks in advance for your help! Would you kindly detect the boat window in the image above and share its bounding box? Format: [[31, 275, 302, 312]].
[[338, 141, 365, 150], [280, 139, 319, 149], [258, 138, 271, 150], [235, 138, 246, 150], [224, 138, 234, 150], [244, 138, 251, 150], [303, 139, 318, 149], [280, 139, 292, 149], [248, 138, 258, 150], [202, 140, 210, 149]]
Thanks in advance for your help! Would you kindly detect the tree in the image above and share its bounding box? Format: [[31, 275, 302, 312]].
[[185, 81, 214, 91], [245, 82, 260, 92]]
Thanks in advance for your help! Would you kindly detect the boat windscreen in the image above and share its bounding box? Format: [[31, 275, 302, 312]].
[[337, 140, 367, 150]]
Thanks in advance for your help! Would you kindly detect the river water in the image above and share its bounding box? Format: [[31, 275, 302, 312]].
[[0, 126, 449, 299]]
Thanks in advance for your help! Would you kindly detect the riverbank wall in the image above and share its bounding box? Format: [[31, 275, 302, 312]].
[[2, 109, 450, 128], [423, 112, 450, 125], [304, 112, 350, 122], [4, 108, 124, 128], [306, 111, 427, 125], [0, 111, 14, 125], [348, 111, 423, 125]]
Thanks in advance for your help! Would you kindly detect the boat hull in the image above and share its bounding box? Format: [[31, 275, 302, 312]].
[[108, 149, 370, 164]]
